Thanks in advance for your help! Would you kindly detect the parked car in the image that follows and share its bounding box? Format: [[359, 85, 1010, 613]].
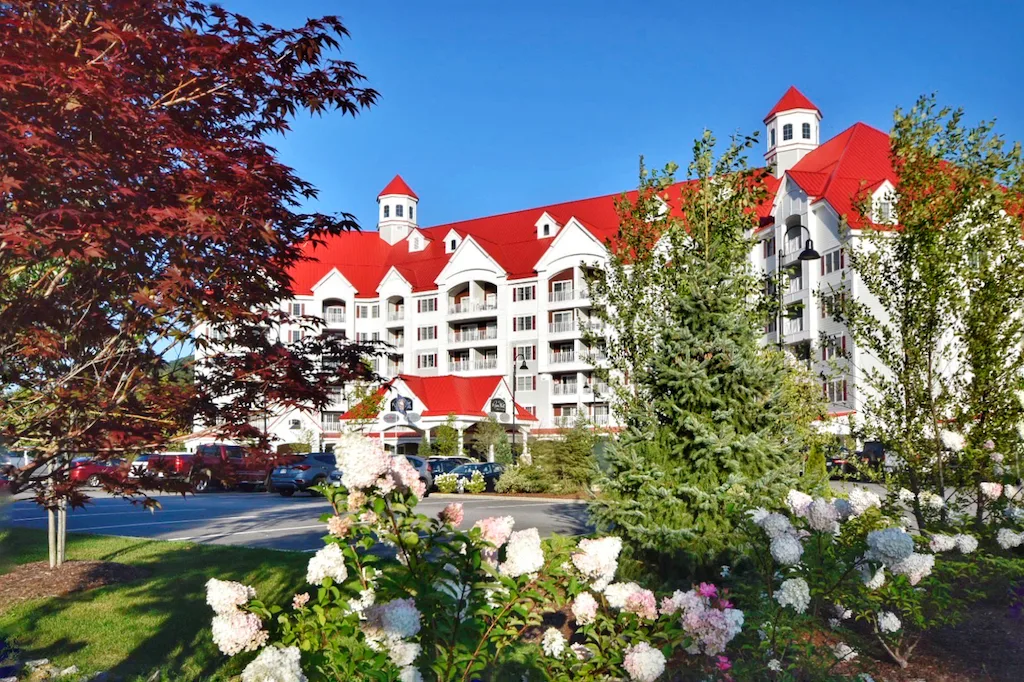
[[329, 468, 343, 487], [127, 454, 151, 479], [138, 445, 301, 492], [449, 462, 504, 492], [68, 457, 127, 487], [270, 453, 337, 497], [428, 456, 473, 477]]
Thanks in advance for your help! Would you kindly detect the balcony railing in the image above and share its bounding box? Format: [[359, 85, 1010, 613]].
[[449, 301, 499, 315], [322, 417, 342, 432], [548, 288, 575, 303], [387, 363, 404, 375], [580, 320, 604, 332], [549, 321, 576, 334], [449, 360, 470, 372], [552, 382, 578, 395], [549, 351, 576, 364], [389, 336, 405, 346], [593, 413, 610, 426], [324, 310, 346, 325], [387, 309, 405, 322], [553, 415, 579, 427], [474, 358, 498, 370], [449, 327, 498, 343], [783, 315, 805, 335]]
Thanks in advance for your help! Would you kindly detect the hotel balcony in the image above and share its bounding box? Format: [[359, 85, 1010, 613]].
[[548, 320, 578, 337], [448, 327, 498, 344], [448, 300, 499, 318], [322, 415, 342, 432], [324, 309, 346, 326], [547, 286, 590, 307], [474, 358, 498, 371], [553, 415, 579, 428], [387, 308, 405, 324], [549, 351, 576, 365]]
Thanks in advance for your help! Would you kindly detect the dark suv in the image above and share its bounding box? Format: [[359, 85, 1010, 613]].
[[270, 453, 337, 497], [428, 456, 472, 477]]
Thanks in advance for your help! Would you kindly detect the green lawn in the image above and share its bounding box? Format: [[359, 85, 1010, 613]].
[[0, 528, 308, 681]]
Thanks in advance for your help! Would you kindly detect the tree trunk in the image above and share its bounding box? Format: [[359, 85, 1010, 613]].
[[47, 506, 56, 569]]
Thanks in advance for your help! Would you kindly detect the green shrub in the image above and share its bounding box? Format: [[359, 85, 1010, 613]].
[[277, 442, 311, 454], [435, 472, 458, 494], [464, 470, 486, 494], [495, 465, 555, 493]]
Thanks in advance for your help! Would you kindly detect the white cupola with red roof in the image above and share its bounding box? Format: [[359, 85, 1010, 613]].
[[764, 86, 822, 178], [377, 174, 419, 245]]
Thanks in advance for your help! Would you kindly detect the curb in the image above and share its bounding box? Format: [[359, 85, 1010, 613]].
[[429, 493, 589, 504]]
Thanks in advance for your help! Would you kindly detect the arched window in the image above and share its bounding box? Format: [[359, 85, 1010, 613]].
[[396, 205, 404, 218], [383, 205, 390, 218], [770, 128, 776, 147], [802, 122, 811, 139], [783, 124, 793, 141], [410, 205, 414, 221]]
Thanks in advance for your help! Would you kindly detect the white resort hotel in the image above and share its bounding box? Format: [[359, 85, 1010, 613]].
[[192, 87, 898, 454]]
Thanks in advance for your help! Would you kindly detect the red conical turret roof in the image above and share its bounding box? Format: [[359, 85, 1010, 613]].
[[378, 174, 418, 200], [764, 86, 821, 123]]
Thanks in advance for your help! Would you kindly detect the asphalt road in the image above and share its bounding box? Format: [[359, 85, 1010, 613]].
[[0, 490, 591, 552]]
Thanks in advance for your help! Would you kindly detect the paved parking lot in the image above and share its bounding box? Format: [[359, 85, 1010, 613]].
[[0, 491, 591, 552]]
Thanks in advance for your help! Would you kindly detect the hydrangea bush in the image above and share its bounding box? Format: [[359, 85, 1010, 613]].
[[206, 436, 744, 681], [434, 472, 459, 494], [464, 470, 486, 494]]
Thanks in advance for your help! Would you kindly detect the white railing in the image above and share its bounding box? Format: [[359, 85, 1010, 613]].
[[553, 415, 578, 427], [549, 351, 576, 364], [474, 358, 498, 370], [387, 309, 405, 322], [449, 328, 498, 343], [783, 315, 805, 335], [580, 320, 604, 332], [388, 363, 404, 375], [322, 417, 342, 432], [449, 301, 499, 315], [324, 310, 346, 325], [552, 382, 578, 395], [548, 288, 575, 303], [593, 414, 610, 426], [389, 335, 405, 346], [549, 321, 575, 334], [449, 360, 470, 372]]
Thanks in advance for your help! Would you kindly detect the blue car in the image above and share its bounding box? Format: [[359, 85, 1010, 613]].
[[270, 453, 337, 497]]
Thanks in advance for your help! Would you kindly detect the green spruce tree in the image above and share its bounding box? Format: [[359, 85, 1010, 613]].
[[590, 131, 808, 565]]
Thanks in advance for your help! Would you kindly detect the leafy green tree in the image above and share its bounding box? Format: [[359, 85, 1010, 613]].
[[590, 132, 806, 564], [434, 413, 460, 458], [470, 415, 510, 461], [416, 438, 433, 459], [836, 96, 1024, 529]]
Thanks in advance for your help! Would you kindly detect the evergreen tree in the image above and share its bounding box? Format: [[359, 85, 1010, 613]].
[[590, 132, 808, 564]]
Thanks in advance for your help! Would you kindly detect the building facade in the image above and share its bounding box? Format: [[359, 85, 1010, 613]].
[[193, 86, 897, 452]]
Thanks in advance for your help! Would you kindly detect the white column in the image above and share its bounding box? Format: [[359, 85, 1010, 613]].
[[457, 427, 464, 456]]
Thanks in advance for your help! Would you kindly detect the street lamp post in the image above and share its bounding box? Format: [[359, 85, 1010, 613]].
[[511, 353, 529, 464], [777, 222, 821, 355]]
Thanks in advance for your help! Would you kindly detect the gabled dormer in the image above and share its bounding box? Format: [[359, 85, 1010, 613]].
[[871, 181, 897, 225], [443, 229, 462, 254], [535, 212, 562, 239], [407, 228, 429, 253]]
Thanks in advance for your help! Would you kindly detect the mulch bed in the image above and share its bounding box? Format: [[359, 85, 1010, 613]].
[[0, 560, 150, 612]]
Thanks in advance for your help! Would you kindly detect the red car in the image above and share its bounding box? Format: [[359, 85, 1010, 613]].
[[146, 444, 300, 492], [69, 457, 127, 487]]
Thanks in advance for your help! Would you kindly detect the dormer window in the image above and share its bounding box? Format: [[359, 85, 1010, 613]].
[[802, 122, 811, 139], [770, 128, 776, 147], [413, 237, 420, 249], [396, 205, 404, 218], [543, 224, 550, 236], [383, 205, 390, 218], [783, 124, 793, 141], [877, 200, 893, 223], [450, 239, 457, 251]]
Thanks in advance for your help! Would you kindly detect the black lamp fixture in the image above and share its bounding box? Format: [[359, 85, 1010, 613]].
[[798, 237, 820, 261]]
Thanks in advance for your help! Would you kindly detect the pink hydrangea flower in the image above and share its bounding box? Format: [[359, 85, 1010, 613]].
[[327, 515, 354, 538], [981, 482, 1004, 500], [292, 592, 310, 609], [474, 515, 515, 564], [625, 589, 658, 621], [439, 503, 464, 526], [571, 591, 599, 625], [622, 641, 666, 682], [697, 583, 718, 598]]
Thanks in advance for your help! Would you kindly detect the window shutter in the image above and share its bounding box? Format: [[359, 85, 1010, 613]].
[[843, 380, 848, 402], [417, 300, 421, 313], [823, 381, 828, 398], [513, 317, 517, 332], [820, 257, 825, 276], [513, 288, 517, 302], [840, 248, 846, 269], [532, 376, 536, 390], [532, 345, 536, 359], [822, 345, 827, 361], [841, 336, 847, 352]]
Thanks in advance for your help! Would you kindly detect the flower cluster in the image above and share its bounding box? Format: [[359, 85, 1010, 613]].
[[206, 579, 268, 656], [541, 627, 566, 658], [571, 591, 599, 625], [877, 611, 902, 634], [622, 641, 666, 682], [336, 434, 426, 499], [571, 536, 623, 591], [660, 584, 743, 656], [363, 597, 423, 677], [775, 577, 810, 614], [997, 528, 1023, 550], [473, 515, 515, 564], [889, 552, 935, 585], [625, 588, 659, 621], [848, 487, 882, 516], [241, 646, 307, 682], [438, 502, 464, 526], [499, 528, 545, 578], [866, 527, 915, 565], [306, 542, 348, 586], [981, 482, 1004, 500]]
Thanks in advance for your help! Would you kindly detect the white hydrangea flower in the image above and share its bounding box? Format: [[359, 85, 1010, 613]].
[[306, 543, 348, 586], [387, 641, 421, 667], [897, 488, 916, 504], [570, 643, 594, 661], [757, 512, 795, 540], [571, 536, 622, 591], [806, 498, 840, 533], [786, 489, 814, 518], [622, 641, 666, 682], [348, 587, 376, 615], [980, 482, 1004, 500], [1007, 505, 1024, 523], [832, 498, 853, 520], [336, 433, 392, 490], [770, 534, 804, 566], [928, 534, 957, 553], [997, 528, 1023, 549], [605, 582, 643, 609], [206, 578, 257, 615], [241, 646, 306, 682], [833, 603, 852, 620], [828, 617, 841, 629], [866, 527, 915, 565], [747, 507, 770, 524], [848, 487, 881, 516], [939, 430, 966, 452], [1006, 485, 1022, 501], [499, 528, 545, 578], [890, 553, 935, 585], [832, 642, 857, 661], [918, 491, 944, 509], [775, 578, 810, 614], [211, 611, 268, 656], [1015, 389, 1024, 408], [541, 627, 566, 658], [571, 591, 599, 625], [398, 667, 422, 682], [877, 611, 901, 634], [380, 598, 422, 639], [863, 566, 885, 590], [954, 534, 978, 554], [767, 659, 782, 672]]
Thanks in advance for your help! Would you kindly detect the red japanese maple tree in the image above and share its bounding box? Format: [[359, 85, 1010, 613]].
[[0, 1, 378, 565]]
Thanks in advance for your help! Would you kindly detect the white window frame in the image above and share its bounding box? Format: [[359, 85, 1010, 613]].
[[417, 353, 438, 369]]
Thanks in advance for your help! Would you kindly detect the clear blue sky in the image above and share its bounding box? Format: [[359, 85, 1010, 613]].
[[227, 0, 1023, 231]]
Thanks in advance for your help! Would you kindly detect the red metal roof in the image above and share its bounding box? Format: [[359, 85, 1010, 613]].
[[340, 375, 537, 422], [764, 86, 821, 123], [378, 174, 419, 200], [787, 123, 895, 227]]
